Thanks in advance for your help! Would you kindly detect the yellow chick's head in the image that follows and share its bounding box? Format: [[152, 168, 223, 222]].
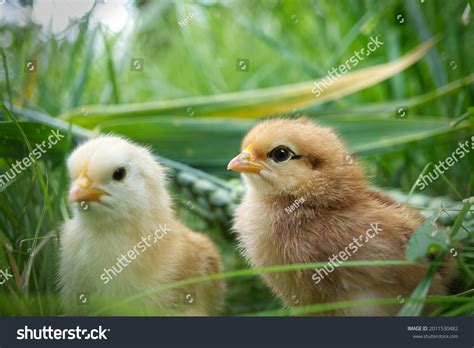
[[227, 117, 366, 205], [67, 135, 171, 225]]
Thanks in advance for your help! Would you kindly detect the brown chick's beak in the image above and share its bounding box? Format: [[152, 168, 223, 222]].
[[227, 146, 266, 174], [68, 164, 108, 203]]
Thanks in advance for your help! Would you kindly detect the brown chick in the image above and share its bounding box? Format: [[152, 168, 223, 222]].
[[228, 117, 455, 316], [59, 135, 225, 315]]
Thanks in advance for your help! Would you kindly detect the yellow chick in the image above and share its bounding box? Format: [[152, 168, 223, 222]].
[[59, 135, 225, 315], [228, 118, 455, 316]]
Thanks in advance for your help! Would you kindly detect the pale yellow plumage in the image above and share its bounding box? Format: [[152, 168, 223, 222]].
[[59, 135, 224, 315]]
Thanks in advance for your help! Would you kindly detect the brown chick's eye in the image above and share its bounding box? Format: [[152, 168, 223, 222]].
[[269, 146, 299, 163], [112, 167, 127, 181]]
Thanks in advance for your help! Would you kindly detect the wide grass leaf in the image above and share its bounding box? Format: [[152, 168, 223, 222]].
[[405, 212, 448, 261], [0, 122, 69, 159], [96, 115, 472, 170], [60, 39, 437, 128]]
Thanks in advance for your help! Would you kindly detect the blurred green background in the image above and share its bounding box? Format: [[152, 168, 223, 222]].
[[0, 0, 473, 316]]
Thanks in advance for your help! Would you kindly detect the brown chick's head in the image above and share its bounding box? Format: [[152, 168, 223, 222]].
[[228, 118, 366, 207], [67, 135, 171, 225]]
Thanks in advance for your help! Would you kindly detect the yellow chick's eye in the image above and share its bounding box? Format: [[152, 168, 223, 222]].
[[112, 167, 127, 181]]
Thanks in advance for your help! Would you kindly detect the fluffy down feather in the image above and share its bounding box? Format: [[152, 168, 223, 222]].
[[59, 135, 224, 315]]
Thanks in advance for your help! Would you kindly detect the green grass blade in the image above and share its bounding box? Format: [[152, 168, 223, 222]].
[[92, 259, 424, 315], [397, 254, 444, 316], [60, 38, 438, 127]]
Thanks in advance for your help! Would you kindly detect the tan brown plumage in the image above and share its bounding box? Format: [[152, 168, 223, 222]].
[[228, 117, 455, 316]]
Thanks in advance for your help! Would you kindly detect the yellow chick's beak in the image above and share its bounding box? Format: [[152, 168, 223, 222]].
[[68, 162, 108, 204], [227, 145, 266, 174]]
